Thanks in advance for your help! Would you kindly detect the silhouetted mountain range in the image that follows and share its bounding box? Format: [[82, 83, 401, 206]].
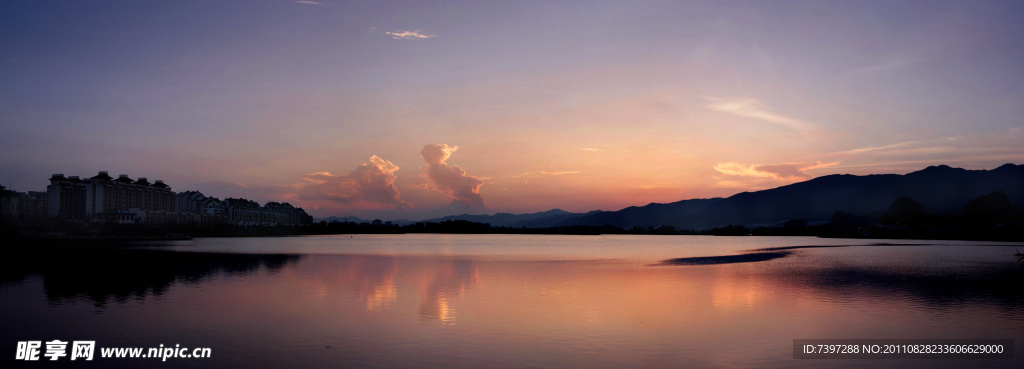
[[418, 163, 1023, 230], [554, 198, 724, 229], [560, 163, 1023, 229], [421, 209, 602, 228], [321, 164, 1023, 231]]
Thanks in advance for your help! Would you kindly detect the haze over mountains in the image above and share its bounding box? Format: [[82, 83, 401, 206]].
[[385, 164, 1023, 230]]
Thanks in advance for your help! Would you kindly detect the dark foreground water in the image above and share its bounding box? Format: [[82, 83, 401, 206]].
[[2, 235, 1023, 368]]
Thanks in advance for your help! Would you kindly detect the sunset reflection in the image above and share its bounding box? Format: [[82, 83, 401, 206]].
[[296, 255, 480, 322], [5, 238, 1022, 369], [418, 259, 478, 323], [365, 275, 397, 312], [709, 269, 770, 312], [299, 255, 400, 311]]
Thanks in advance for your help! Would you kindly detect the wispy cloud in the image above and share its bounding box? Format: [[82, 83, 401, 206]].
[[580, 148, 605, 152], [826, 129, 1024, 173], [706, 98, 815, 132], [835, 141, 920, 155], [385, 30, 436, 40], [295, 1, 321, 5], [540, 170, 579, 175], [714, 161, 839, 181], [630, 184, 677, 190]]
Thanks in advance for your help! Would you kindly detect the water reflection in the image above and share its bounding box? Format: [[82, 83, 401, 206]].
[[418, 259, 478, 323], [3, 238, 1023, 369], [781, 262, 1024, 309], [280, 254, 479, 323], [1, 248, 301, 308], [330, 255, 399, 311]]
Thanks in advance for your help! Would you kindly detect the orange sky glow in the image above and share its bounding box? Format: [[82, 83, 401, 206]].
[[3, 1, 1023, 219]]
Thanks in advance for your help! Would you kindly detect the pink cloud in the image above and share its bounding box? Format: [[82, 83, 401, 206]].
[[714, 161, 839, 181], [294, 155, 408, 211], [420, 144, 486, 211]]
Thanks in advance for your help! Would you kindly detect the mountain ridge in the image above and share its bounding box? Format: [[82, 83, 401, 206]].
[[321, 164, 1023, 230]]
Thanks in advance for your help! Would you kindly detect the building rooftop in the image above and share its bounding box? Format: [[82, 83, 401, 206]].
[[91, 171, 113, 181]]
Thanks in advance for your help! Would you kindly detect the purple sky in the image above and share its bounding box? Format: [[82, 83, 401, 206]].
[[3, 0, 1023, 219]]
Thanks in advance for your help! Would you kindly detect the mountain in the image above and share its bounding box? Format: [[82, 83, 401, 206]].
[[422, 209, 598, 228], [559, 164, 1024, 229], [320, 164, 1023, 231], [554, 198, 723, 228]]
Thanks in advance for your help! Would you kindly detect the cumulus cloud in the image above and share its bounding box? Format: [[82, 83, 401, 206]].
[[295, 155, 406, 209], [385, 30, 435, 40], [420, 144, 486, 210], [714, 161, 839, 181]]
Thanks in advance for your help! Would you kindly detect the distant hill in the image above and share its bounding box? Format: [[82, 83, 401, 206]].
[[422, 209, 601, 228], [322, 164, 1023, 231], [557, 163, 1024, 229], [553, 198, 723, 229]]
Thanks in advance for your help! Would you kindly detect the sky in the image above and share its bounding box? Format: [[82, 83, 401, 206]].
[[2, 0, 1023, 220]]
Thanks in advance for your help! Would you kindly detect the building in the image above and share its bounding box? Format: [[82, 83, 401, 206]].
[[43, 171, 311, 226], [174, 190, 228, 225], [85, 171, 175, 217], [1, 185, 20, 222], [1, 186, 49, 223], [47, 174, 87, 218], [222, 198, 312, 226], [264, 202, 314, 225], [176, 191, 207, 213], [19, 191, 48, 220]]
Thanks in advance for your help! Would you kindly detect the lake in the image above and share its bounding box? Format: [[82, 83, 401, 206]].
[[2, 234, 1023, 368]]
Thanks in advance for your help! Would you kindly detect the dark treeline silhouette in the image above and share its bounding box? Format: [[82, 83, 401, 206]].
[[305, 191, 1021, 241], [680, 191, 1022, 241], [3, 191, 1021, 241], [307, 220, 637, 236], [809, 191, 1023, 241]]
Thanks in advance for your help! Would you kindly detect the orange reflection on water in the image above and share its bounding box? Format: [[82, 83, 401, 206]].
[[365, 273, 397, 311], [709, 267, 770, 312], [291, 255, 480, 323], [418, 259, 479, 324]]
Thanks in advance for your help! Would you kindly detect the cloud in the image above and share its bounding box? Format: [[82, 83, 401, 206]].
[[540, 170, 579, 175], [835, 141, 920, 155], [829, 130, 1024, 172], [420, 144, 486, 210], [294, 1, 321, 5], [714, 161, 839, 181], [580, 148, 605, 152], [385, 30, 435, 40], [294, 155, 406, 209], [706, 98, 815, 132]]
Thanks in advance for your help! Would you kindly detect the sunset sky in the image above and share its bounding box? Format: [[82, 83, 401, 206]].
[[3, 0, 1023, 219]]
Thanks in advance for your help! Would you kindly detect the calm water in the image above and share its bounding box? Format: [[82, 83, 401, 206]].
[[3, 235, 1023, 368]]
